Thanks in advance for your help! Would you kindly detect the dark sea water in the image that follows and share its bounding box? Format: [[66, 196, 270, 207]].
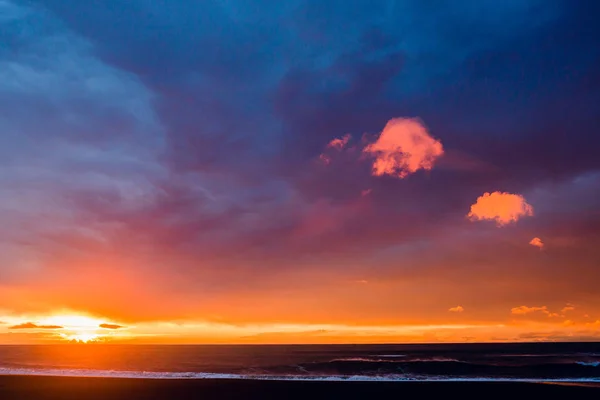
[[1, 343, 599, 382]]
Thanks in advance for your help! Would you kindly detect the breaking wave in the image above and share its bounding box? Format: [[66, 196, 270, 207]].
[[0, 367, 599, 383]]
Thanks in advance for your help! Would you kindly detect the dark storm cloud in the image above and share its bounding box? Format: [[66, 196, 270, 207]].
[[1, 0, 600, 320]]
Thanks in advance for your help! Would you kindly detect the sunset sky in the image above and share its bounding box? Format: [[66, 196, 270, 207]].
[[1, 0, 599, 344]]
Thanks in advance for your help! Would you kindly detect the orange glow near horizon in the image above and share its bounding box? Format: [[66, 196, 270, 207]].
[[2, 306, 599, 344]]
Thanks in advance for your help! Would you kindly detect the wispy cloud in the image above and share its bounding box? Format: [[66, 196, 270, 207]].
[[467, 192, 533, 226], [511, 306, 558, 317], [363, 118, 444, 179], [9, 322, 63, 330], [327, 134, 351, 150], [99, 323, 124, 330], [449, 306, 464, 312], [529, 237, 544, 249], [511, 306, 547, 315], [561, 305, 575, 313]]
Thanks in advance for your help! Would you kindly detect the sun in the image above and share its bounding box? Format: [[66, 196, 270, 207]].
[[61, 333, 100, 343], [41, 314, 106, 343]]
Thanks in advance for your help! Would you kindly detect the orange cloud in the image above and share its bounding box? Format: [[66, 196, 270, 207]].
[[363, 118, 444, 178], [448, 306, 464, 312], [9, 322, 63, 329], [510, 306, 559, 317], [467, 192, 533, 226], [99, 323, 124, 330], [511, 306, 548, 315], [327, 134, 351, 150], [529, 237, 544, 249], [561, 305, 575, 313]]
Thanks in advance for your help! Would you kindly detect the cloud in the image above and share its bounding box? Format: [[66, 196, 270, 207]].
[[467, 192, 534, 226], [511, 306, 547, 315], [0, 0, 164, 287], [363, 118, 444, 179], [99, 323, 124, 330], [361, 189, 372, 197], [318, 154, 331, 165], [510, 306, 558, 317], [9, 322, 63, 330], [327, 134, 351, 150], [529, 237, 544, 249], [448, 306, 464, 312], [561, 305, 575, 313], [319, 134, 351, 165]]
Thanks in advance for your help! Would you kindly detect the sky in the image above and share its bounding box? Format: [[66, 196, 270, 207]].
[[0, 0, 599, 344]]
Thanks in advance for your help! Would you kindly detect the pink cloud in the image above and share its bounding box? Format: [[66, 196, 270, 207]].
[[448, 306, 464, 312], [467, 192, 534, 226], [327, 134, 351, 150], [319, 134, 352, 165], [529, 237, 544, 249], [361, 189, 372, 197], [363, 118, 444, 178], [318, 153, 331, 165]]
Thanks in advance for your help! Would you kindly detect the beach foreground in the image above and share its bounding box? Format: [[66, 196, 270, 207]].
[[0, 376, 599, 400]]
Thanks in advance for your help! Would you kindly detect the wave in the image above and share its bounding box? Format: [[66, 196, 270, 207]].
[[374, 355, 407, 358], [288, 359, 600, 379], [0, 367, 599, 383], [332, 357, 459, 363], [577, 362, 600, 367]]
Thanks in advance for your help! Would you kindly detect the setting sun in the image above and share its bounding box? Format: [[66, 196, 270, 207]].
[[43, 314, 106, 342], [60, 333, 100, 343], [0, 313, 128, 343]]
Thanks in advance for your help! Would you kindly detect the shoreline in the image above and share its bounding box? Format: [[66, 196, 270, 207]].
[[1, 369, 600, 383], [0, 376, 599, 400]]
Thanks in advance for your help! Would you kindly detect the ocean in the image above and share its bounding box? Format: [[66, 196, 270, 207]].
[[1, 343, 599, 383]]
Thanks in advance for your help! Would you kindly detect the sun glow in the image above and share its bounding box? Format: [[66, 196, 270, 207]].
[[30, 314, 123, 343], [40, 315, 103, 343], [42, 315, 103, 330], [60, 332, 100, 343]]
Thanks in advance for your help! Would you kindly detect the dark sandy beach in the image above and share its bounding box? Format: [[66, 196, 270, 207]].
[[0, 376, 598, 400]]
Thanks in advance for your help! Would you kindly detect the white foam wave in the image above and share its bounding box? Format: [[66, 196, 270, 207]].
[[1, 368, 600, 383], [330, 357, 390, 363], [331, 357, 459, 363], [576, 362, 600, 367], [374, 355, 407, 358]]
